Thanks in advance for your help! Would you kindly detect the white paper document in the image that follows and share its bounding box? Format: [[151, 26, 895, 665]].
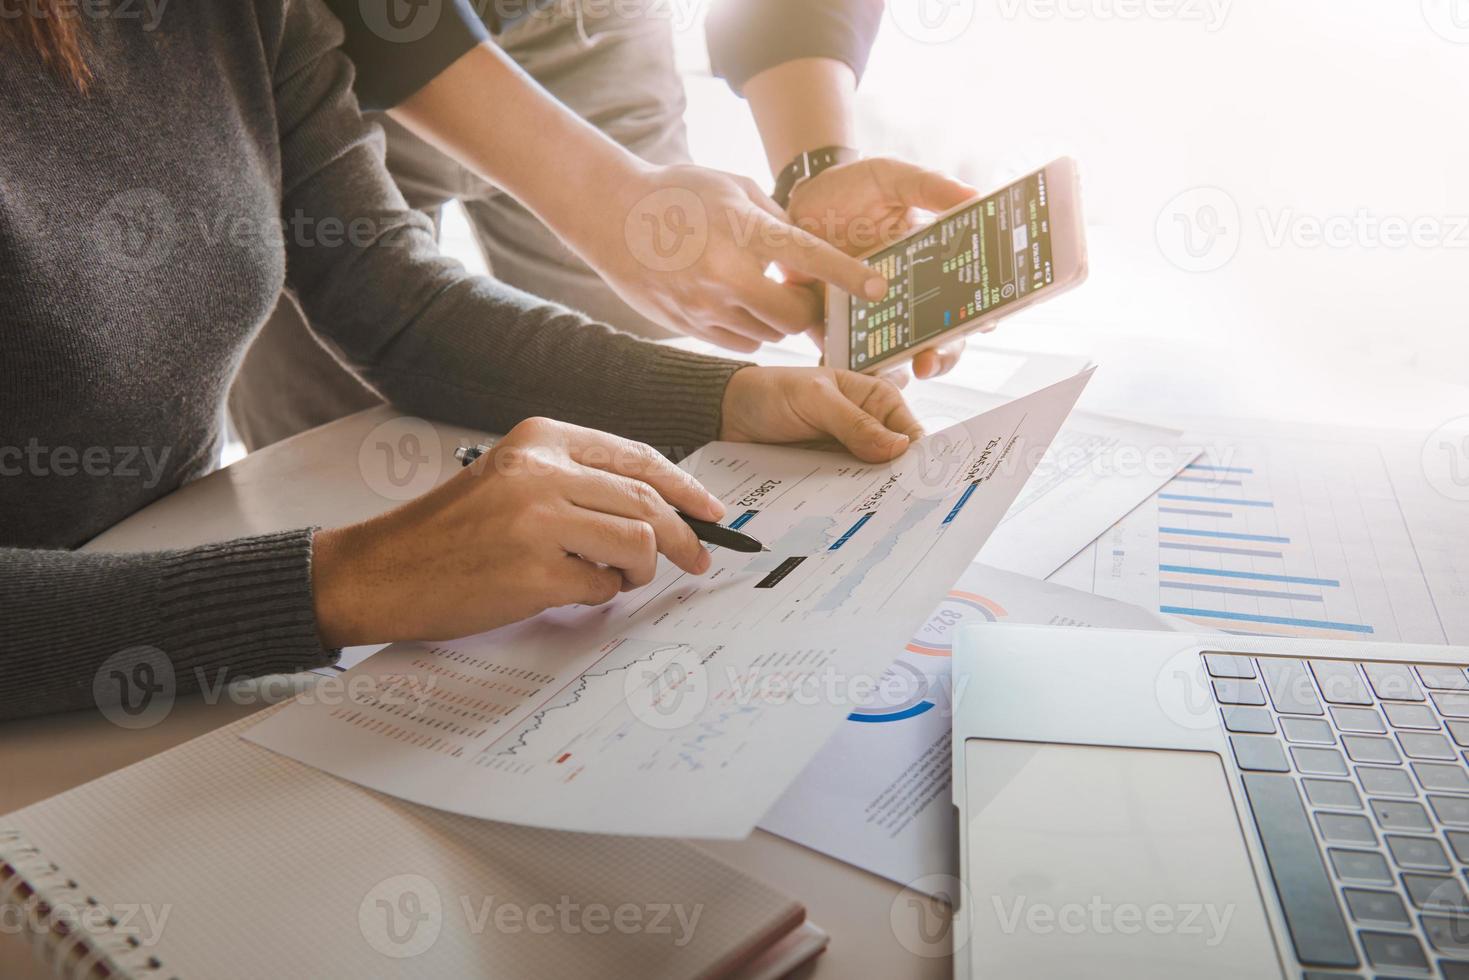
[[907, 381, 1200, 578], [758, 563, 1179, 895], [1050, 428, 1469, 645], [245, 371, 1093, 837]]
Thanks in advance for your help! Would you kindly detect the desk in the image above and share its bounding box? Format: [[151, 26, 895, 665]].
[[3, 334, 1463, 978], [0, 404, 952, 980]]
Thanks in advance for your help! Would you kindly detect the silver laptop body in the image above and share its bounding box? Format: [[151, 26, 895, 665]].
[[952, 625, 1469, 980]]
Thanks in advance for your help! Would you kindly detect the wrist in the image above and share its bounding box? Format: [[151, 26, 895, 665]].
[[771, 145, 860, 210], [719, 366, 759, 442], [311, 525, 371, 649]]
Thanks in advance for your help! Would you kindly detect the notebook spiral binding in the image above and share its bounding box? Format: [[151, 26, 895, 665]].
[[0, 828, 172, 980]]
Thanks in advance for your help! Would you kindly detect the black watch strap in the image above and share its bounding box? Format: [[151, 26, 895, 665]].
[[771, 145, 859, 209]]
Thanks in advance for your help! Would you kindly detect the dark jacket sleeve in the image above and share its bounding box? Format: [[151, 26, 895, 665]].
[[707, 0, 885, 96], [319, 0, 490, 110]]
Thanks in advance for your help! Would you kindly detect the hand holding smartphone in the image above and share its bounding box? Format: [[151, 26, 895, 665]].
[[825, 157, 1088, 374]]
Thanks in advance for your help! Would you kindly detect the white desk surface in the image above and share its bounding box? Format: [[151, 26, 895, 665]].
[[2, 335, 1462, 979]]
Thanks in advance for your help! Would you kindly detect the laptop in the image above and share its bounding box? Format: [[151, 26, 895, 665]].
[[951, 625, 1469, 979]]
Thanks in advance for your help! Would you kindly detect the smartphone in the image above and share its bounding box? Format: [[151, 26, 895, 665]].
[[826, 157, 1087, 374]]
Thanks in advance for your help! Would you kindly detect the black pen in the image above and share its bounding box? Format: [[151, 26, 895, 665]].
[[455, 443, 768, 554]]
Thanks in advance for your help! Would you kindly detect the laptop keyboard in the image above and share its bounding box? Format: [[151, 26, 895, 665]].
[[1206, 652, 1469, 979]]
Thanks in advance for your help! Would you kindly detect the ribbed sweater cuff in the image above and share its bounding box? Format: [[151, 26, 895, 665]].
[[2, 529, 338, 721], [621, 347, 752, 460], [154, 528, 336, 683]]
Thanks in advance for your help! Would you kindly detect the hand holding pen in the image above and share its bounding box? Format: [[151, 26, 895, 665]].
[[318, 417, 757, 647], [312, 370, 912, 650], [456, 442, 766, 553]]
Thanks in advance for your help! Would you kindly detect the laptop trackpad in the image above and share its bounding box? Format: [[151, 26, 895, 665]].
[[962, 740, 1283, 979]]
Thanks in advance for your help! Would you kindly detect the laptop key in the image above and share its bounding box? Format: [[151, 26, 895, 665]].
[[1397, 731, 1457, 760], [1446, 831, 1469, 863], [1221, 706, 1275, 734], [1431, 690, 1469, 718], [1404, 873, 1469, 912], [1422, 912, 1469, 956], [1315, 813, 1375, 845], [1368, 799, 1432, 832], [1311, 661, 1372, 705], [1239, 773, 1358, 967], [1443, 961, 1469, 980], [1329, 848, 1393, 885], [1212, 678, 1266, 705], [1292, 746, 1348, 776], [1342, 888, 1409, 926], [1260, 658, 1324, 715], [1331, 706, 1386, 734], [1281, 717, 1333, 744], [1383, 702, 1439, 730], [1418, 665, 1469, 691], [1386, 835, 1452, 871], [1359, 929, 1429, 972], [1342, 735, 1402, 766], [1303, 779, 1362, 810], [1230, 735, 1289, 772], [1203, 653, 1255, 679], [1448, 721, 1469, 747], [1413, 762, 1469, 793], [1364, 662, 1425, 701], [1357, 767, 1415, 797]]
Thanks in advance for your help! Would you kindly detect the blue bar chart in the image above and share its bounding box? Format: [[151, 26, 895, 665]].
[[1153, 463, 1376, 636], [1050, 435, 1454, 645]]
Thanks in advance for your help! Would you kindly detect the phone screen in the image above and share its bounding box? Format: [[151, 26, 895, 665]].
[[848, 167, 1054, 370]]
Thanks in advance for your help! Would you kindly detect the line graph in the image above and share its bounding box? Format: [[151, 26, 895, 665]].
[[814, 496, 946, 613], [474, 638, 692, 768]]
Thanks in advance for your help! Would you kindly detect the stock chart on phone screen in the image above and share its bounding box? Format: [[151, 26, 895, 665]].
[[849, 169, 1054, 370]]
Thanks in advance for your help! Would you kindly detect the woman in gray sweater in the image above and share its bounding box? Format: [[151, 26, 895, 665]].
[[0, 1, 920, 720]]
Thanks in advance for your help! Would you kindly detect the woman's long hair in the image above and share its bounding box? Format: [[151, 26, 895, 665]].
[[0, 4, 92, 91]]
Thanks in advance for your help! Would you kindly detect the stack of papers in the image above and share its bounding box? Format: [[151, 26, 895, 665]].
[[248, 372, 1095, 837]]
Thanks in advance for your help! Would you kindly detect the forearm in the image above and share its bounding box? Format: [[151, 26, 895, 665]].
[[282, 134, 742, 451], [1, 532, 332, 721], [311, 264, 746, 456], [275, 9, 745, 452], [742, 57, 859, 177], [387, 42, 647, 259]]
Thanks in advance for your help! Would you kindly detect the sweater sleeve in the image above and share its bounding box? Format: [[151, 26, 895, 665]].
[[707, 0, 885, 96], [1, 530, 335, 722], [273, 0, 749, 461]]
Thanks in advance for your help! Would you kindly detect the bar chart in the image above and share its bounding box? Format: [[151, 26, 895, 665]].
[[1051, 435, 1456, 645]]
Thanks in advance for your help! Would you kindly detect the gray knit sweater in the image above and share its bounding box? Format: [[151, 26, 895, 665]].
[[0, 0, 744, 720]]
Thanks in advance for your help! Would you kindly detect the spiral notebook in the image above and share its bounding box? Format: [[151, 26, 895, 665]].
[[0, 705, 823, 979]]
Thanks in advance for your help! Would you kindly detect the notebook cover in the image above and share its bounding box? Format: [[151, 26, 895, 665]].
[[0, 704, 804, 979]]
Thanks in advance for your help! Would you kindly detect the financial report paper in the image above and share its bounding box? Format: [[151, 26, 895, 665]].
[[905, 381, 1200, 578], [757, 562, 1180, 894], [1050, 426, 1469, 645], [245, 370, 1092, 837]]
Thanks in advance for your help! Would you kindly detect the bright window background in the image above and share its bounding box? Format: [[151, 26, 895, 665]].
[[443, 0, 1469, 427]]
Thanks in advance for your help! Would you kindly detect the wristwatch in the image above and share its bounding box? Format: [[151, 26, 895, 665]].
[[771, 145, 860, 209]]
